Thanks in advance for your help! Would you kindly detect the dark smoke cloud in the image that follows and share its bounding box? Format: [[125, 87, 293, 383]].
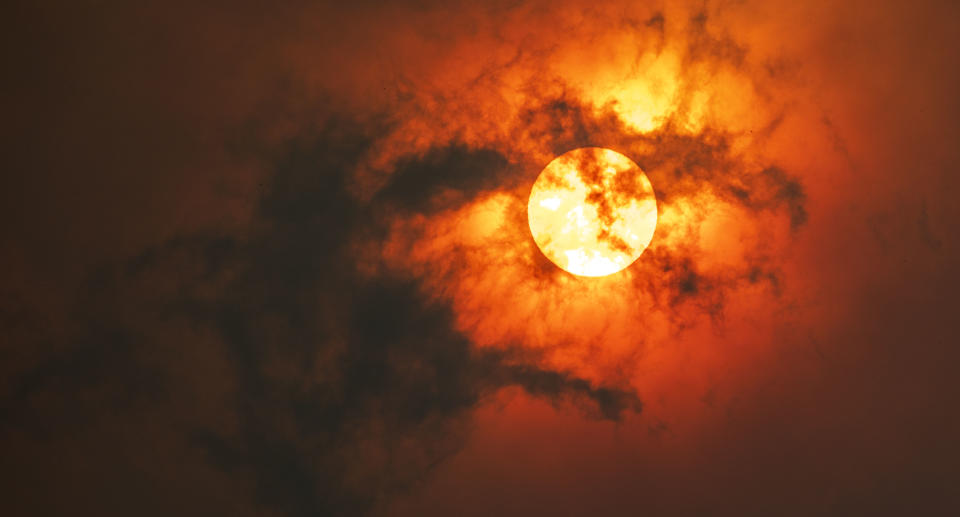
[[1, 117, 639, 516]]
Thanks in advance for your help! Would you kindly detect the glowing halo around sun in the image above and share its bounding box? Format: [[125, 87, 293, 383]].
[[527, 147, 658, 277]]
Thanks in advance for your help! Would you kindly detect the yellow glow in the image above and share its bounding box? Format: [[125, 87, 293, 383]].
[[582, 51, 682, 133], [527, 148, 658, 277]]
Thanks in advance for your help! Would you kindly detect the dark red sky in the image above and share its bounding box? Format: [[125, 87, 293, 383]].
[[2, 1, 959, 515]]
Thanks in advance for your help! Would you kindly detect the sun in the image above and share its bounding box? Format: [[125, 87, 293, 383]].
[[527, 147, 658, 277]]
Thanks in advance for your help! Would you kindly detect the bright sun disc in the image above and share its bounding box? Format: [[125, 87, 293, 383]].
[[528, 147, 658, 277]]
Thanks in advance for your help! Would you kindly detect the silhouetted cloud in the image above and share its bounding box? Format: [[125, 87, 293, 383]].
[[2, 120, 640, 516]]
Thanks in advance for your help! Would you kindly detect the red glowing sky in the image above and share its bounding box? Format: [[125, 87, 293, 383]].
[[2, 1, 959, 515]]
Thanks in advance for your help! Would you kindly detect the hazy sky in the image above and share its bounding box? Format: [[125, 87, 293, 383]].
[[3, 1, 959, 515]]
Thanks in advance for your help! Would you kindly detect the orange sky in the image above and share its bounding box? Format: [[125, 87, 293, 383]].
[[2, 0, 959, 515], [351, 1, 958, 513]]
